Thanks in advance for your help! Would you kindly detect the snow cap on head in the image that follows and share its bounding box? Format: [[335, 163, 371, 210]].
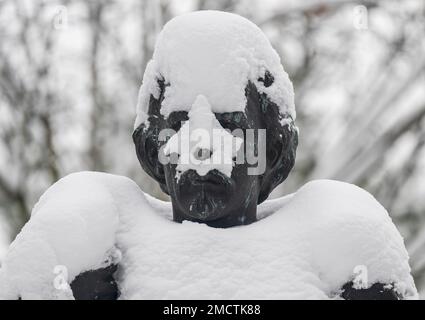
[[134, 10, 295, 129]]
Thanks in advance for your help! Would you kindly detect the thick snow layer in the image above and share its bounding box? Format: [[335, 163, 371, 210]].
[[0, 173, 121, 299], [0, 172, 418, 299], [135, 11, 295, 128], [163, 95, 243, 179]]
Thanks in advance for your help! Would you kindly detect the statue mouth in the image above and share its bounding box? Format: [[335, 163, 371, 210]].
[[192, 172, 226, 186], [178, 169, 234, 193]]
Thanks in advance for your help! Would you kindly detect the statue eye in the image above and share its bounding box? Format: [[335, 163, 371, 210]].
[[217, 113, 245, 132], [218, 120, 239, 132], [171, 121, 183, 132], [258, 70, 274, 88], [167, 111, 188, 131]]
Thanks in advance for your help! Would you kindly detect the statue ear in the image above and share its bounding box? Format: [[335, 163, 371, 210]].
[[133, 80, 170, 194], [258, 104, 298, 204], [133, 122, 169, 195]]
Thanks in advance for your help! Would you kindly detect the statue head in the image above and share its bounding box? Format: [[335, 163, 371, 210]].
[[133, 11, 298, 227]]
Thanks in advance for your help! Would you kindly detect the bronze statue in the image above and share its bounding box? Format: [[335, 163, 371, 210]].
[[0, 11, 417, 300]]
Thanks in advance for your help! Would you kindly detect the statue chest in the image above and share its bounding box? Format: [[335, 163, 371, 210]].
[[115, 209, 329, 299]]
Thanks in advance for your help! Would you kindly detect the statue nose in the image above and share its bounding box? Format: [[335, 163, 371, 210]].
[[194, 148, 212, 161]]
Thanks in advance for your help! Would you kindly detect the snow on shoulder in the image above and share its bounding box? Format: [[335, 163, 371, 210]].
[[135, 10, 295, 128], [273, 179, 418, 298], [0, 172, 146, 299]]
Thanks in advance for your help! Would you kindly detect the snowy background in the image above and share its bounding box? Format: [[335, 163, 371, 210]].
[[0, 0, 424, 297]]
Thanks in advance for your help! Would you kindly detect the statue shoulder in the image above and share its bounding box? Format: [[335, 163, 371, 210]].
[[0, 171, 147, 299], [286, 179, 407, 262], [33, 171, 145, 214], [287, 179, 394, 226], [271, 180, 417, 299], [267, 179, 391, 225]]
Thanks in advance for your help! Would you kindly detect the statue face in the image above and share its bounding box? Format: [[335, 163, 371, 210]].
[[134, 79, 298, 228], [162, 83, 267, 226]]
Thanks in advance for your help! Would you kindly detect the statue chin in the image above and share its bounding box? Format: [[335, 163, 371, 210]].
[[188, 196, 224, 221], [173, 169, 234, 221]]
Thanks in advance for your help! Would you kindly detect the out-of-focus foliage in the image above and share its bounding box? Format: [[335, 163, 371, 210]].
[[0, 0, 424, 295]]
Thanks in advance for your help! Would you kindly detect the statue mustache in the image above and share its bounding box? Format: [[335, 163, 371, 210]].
[[177, 169, 234, 190]]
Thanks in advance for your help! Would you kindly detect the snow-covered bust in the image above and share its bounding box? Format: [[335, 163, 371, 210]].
[[0, 11, 418, 300]]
